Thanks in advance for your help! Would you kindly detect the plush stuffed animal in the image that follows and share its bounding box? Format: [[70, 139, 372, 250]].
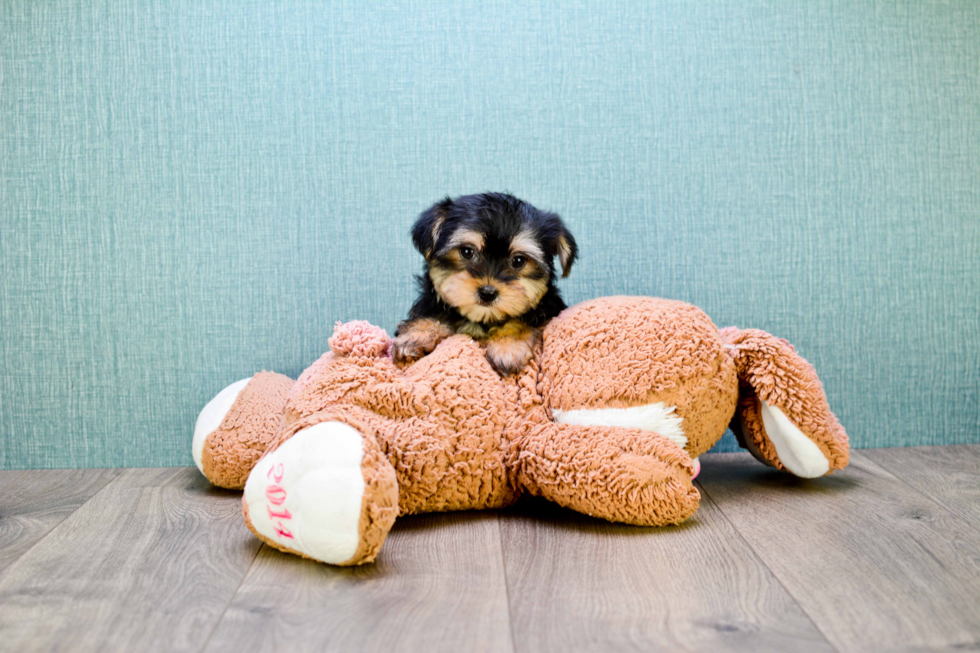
[[192, 296, 848, 566]]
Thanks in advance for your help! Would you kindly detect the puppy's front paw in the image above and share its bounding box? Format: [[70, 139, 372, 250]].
[[392, 334, 430, 364], [485, 338, 535, 376], [392, 318, 453, 365]]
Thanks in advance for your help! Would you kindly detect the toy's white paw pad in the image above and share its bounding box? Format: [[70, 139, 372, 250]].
[[193, 378, 251, 473], [244, 422, 366, 564], [760, 400, 831, 478]]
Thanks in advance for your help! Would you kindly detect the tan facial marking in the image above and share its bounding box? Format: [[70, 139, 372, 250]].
[[461, 304, 508, 323], [510, 229, 545, 262], [433, 268, 547, 324], [445, 229, 485, 253], [428, 264, 452, 289], [437, 271, 481, 306], [493, 282, 532, 318], [516, 277, 548, 309], [436, 272, 503, 322]]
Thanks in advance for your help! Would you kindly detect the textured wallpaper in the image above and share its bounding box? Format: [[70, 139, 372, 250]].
[[1, 0, 978, 468]]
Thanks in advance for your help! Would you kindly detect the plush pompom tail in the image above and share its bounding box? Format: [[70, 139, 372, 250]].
[[329, 320, 392, 359]]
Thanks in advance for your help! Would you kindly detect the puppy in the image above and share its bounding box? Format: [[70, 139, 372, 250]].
[[394, 192, 578, 376]]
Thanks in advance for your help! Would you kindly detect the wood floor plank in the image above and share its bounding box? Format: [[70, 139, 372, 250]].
[[500, 494, 834, 653], [0, 468, 121, 575], [865, 444, 980, 530], [204, 511, 513, 653], [109, 466, 202, 488], [697, 451, 980, 652], [0, 467, 261, 652]]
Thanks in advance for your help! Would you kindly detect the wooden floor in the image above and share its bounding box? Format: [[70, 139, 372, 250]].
[[0, 446, 978, 652]]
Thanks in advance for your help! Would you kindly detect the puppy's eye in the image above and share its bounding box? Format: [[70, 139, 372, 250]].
[[460, 247, 475, 260], [511, 255, 527, 269]]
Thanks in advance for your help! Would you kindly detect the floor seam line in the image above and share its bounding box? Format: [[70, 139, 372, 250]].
[[697, 478, 843, 653], [0, 468, 124, 584], [197, 543, 266, 653], [855, 450, 980, 538], [497, 511, 520, 653]]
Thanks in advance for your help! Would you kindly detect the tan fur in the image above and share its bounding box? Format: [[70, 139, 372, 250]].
[[427, 263, 452, 290], [392, 318, 455, 365], [510, 229, 545, 261], [444, 229, 484, 253], [199, 297, 850, 566], [435, 272, 485, 319], [426, 215, 445, 258], [485, 320, 541, 376], [556, 234, 574, 277], [515, 276, 547, 311], [425, 238, 549, 373], [435, 271, 544, 325]]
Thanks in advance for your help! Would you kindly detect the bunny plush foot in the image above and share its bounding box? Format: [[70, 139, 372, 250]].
[[243, 419, 398, 565], [193, 372, 293, 489]]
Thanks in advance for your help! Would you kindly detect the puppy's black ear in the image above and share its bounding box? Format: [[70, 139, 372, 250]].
[[547, 218, 578, 278], [556, 228, 577, 278], [411, 197, 453, 259]]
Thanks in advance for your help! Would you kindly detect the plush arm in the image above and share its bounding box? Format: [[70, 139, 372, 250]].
[[516, 422, 701, 526], [719, 328, 849, 477]]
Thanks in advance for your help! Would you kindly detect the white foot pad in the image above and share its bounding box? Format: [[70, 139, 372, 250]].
[[244, 422, 366, 564], [193, 378, 251, 473], [760, 400, 831, 478]]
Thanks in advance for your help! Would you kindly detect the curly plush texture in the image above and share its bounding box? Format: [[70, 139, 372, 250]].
[[201, 371, 292, 489], [272, 335, 524, 515], [721, 328, 850, 471], [328, 320, 392, 359], [195, 295, 850, 565], [517, 423, 700, 525], [541, 297, 738, 459]]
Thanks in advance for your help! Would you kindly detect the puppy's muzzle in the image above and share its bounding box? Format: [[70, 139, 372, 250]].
[[477, 285, 499, 304]]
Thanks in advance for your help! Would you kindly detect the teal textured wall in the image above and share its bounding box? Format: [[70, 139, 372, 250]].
[[2, 1, 978, 469]]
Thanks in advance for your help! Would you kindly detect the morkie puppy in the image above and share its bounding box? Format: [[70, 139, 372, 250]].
[[394, 192, 578, 376]]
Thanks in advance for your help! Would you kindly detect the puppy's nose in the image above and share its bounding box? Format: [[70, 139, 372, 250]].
[[478, 285, 499, 303]]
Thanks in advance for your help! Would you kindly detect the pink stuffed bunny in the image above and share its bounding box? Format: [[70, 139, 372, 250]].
[[193, 296, 848, 565]]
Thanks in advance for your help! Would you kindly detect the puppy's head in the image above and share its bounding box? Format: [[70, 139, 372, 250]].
[[412, 192, 577, 324]]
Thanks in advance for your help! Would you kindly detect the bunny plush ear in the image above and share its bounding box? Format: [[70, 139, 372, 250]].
[[411, 197, 454, 260], [719, 327, 849, 478]]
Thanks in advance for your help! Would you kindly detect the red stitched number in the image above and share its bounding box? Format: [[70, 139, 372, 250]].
[[265, 485, 287, 505], [267, 506, 292, 520], [266, 463, 284, 483], [264, 463, 294, 539]]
